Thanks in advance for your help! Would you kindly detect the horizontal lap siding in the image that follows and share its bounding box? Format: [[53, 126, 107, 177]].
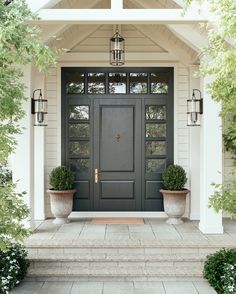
[[177, 66, 190, 216], [45, 67, 58, 218]]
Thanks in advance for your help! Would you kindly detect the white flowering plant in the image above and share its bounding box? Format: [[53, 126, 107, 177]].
[[0, 243, 29, 294], [203, 248, 236, 293], [222, 263, 236, 294]]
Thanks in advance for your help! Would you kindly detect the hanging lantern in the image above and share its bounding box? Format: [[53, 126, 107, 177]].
[[110, 26, 125, 66], [31, 89, 48, 126], [187, 89, 203, 126]]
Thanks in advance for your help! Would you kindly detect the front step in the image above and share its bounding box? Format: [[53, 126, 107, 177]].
[[25, 239, 235, 282], [27, 266, 203, 282]]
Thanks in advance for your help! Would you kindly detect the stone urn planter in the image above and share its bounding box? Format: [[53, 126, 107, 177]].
[[47, 189, 76, 225], [160, 164, 189, 225], [160, 189, 189, 224], [47, 166, 75, 225]]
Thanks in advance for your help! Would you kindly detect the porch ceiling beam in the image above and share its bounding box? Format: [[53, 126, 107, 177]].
[[40, 24, 69, 43], [53, 25, 101, 51], [25, 0, 62, 13], [59, 52, 178, 62], [167, 24, 208, 52], [32, 9, 208, 24], [131, 0, 208, 53], [135, 25, 194, 65]]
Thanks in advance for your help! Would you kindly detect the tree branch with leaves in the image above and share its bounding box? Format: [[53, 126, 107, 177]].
[[0, 0, 57, 250], [185, 0, 236, 218]]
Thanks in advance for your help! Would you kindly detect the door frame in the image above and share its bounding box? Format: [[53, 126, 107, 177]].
[[61, 67, 174, 211]]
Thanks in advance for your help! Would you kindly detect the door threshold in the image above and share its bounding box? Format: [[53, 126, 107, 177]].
[[70, 212, 167, 218]]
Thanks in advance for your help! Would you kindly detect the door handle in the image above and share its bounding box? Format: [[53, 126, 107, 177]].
[[95, 168, 99, 184]]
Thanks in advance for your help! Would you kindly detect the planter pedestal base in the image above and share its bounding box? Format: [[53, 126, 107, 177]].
[[166, 217, 184, 225], [53, 217, 70, 225]]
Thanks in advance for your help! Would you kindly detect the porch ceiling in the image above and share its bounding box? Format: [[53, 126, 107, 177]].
[[32, 0, 209, 65]]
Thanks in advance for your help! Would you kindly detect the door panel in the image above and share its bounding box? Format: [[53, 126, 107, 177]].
[[100, 106, 134, 172], [94, 99, 142, 211]]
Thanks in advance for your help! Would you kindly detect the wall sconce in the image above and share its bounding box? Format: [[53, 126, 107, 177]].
[[187, 89, 203, 126], [31, 89, 47, 126], [110, 25, 125, 66]]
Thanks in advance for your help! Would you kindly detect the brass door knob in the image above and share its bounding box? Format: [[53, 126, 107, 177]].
[[115, 133, 121, 142]]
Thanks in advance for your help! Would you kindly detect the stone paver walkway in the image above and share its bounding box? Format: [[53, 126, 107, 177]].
[[11, 281, 216, 294]]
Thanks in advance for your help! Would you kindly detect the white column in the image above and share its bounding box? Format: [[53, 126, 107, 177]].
[[34, 126, 46, 220], [12, 65, 34, 224], [33, 70, 46, 220], [189, 66, 201, 220], [199, 76, 223, 234]]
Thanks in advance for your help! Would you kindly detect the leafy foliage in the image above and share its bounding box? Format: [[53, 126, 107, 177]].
[[185, 0, 236, 219], [0, 0, 57, 163], [0, 166, 30, 250], [223, 121, 236, 156], [0, 0, 57, 251], [203, 248, 236, 293], [49, 166, 75, 191], [0, 243, 29, 294], [209, 178, 236, 219], [162, 164, 187, 190]]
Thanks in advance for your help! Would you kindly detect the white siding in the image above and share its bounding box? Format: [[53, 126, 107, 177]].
[[176, 65, 190, 216], [45, 68, 58, 217]]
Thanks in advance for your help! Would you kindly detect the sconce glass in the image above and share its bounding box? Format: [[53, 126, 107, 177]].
[[31, 89, 48, 126], [110, 26, 125, 66], [187, 89, 203, 126]]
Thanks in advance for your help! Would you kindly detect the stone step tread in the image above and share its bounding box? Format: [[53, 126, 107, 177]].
[[28, 266, 203, 277], [28, 253, 206, 262], [25, 239, 236, 248]]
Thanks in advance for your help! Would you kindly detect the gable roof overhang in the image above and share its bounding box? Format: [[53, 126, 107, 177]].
[[25, 0, 212, 65]]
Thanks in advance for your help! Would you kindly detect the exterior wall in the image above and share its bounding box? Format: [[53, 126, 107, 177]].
[[43, 64, 191, 218], [42, 64, 235, 219], [45, 68, 59, 217]]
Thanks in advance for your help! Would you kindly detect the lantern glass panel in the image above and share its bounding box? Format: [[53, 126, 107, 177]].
[[34, 113, 47, 126], [34, 99, 47, 113], [110, 33, 125, 66], [187, 112, 200, 126]]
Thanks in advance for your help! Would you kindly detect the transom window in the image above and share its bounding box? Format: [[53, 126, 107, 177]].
[[65, 70, 169, 95]]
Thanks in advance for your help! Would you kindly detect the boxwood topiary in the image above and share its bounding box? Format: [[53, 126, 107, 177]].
[[162, 164, 187, 190], [203, 248, 236, 294], [49, 166, 75, 191]]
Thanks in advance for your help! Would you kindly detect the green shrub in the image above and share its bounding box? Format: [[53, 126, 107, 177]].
[[203, 248, 236, 293], [0, 165, 30, 250], [0, 243, 29, 294], [49, 166, 75, 191], [162, 164, 187, 190]]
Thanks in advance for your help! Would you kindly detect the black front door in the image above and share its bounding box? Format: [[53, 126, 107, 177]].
[[62, 67, 174, 211], [94, 99, 142, 211]]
